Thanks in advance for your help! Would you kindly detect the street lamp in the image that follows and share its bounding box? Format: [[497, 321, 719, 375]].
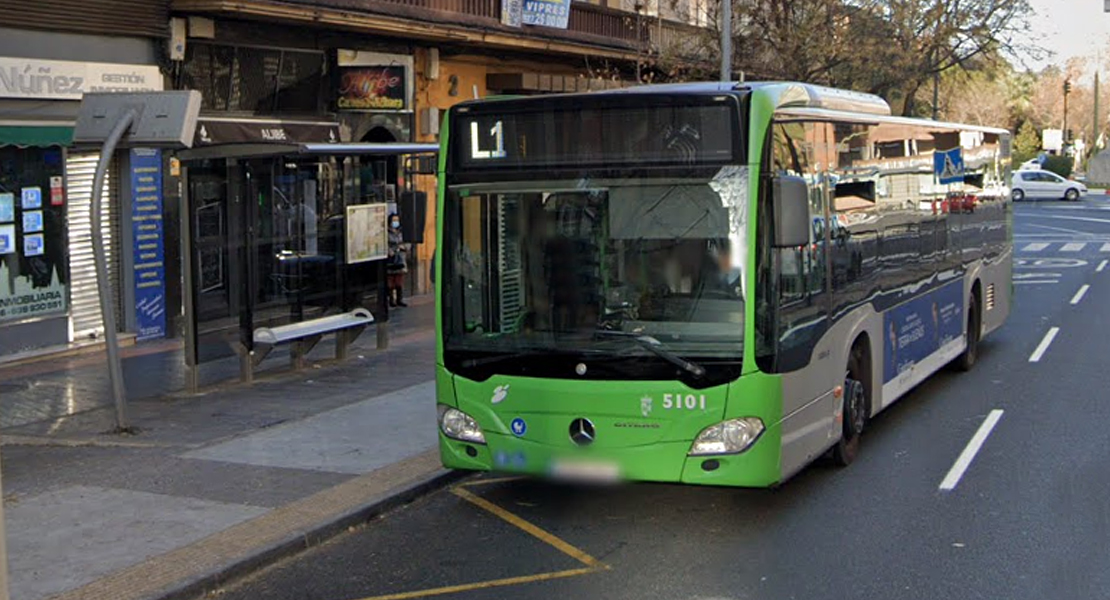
[[73, 91, 201, 432], [720, 0, 731, 82]]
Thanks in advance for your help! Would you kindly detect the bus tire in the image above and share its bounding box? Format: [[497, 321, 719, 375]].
[[831, 346, 868, 467], [954, 292, 980, 372]]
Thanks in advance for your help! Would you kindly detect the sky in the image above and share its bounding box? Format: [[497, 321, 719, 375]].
[[1024, 0, 1110, 76]]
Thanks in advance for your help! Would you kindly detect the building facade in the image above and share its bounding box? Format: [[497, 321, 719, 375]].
[[170, 0, 710, 296], [0, 1, 170, 358], [0, 0, 711, 361]]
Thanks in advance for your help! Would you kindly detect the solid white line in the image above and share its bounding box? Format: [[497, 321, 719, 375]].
[[1061, 242, 1087, 252], [1101, 243, 1110, 253], [1029, 327, 1060, 363], [1071, 284, 1090, 305], [1098, 260, 1108, 273], [1021, 242, 1049, 252], [1014, 280, 1058, 285], [939, 410, 1004, 491]]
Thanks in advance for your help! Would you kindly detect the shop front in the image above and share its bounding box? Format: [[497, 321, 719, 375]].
[[0, 52, 163, 358]]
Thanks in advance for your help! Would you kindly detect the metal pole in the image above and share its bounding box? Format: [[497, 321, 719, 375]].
[[720, 0, 731, 82], [1094, 72, 1100, 155], [1064, 79, 1070, 150], [92, 109, 137, 432], [0, 449, 11, 600]]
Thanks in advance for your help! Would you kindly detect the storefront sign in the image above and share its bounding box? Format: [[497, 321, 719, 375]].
[[130, 148, 166, 341], [522, 0, 570, 29], [194, 119, 340, 146], [0, 57, 163, 100], [338, 66, 407, 111]]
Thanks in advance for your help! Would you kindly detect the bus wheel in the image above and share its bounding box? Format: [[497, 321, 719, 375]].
[[954, 292, 980, 372], [831, 349, 867, 467]]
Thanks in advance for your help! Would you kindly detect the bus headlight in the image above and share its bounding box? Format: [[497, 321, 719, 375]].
[[688, 417, 764, 456], [438, 405, 487, 444]]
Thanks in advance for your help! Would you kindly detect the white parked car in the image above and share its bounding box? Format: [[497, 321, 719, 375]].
[[1010, 170, 1087, 201]]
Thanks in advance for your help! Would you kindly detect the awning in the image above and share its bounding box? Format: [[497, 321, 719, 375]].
[[194, 117, 341, 146], [177, 142, 439, 161], [0, 125, 74, 148]]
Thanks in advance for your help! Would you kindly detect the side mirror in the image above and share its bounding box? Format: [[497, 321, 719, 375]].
[[773, 176, 811, 248]]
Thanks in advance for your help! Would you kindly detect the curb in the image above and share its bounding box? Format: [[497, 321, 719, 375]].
[[157, 468, 467, 600], [47, 452, 469, 600]]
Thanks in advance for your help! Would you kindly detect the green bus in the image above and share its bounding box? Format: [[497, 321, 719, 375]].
[[433, 82, 1011, 487]]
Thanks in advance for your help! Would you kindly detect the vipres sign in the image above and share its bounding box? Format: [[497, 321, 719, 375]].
[[0, 57, 163, 101]]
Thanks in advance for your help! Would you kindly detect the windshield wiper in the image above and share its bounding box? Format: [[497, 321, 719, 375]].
[[459, 350, 550, 369], [594, 331, 707, 378]]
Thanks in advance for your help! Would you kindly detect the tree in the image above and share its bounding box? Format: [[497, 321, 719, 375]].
[[710, 0, 1039, 116], [1042, 155, 1073, 179], [1012, 120, 1040, 166]]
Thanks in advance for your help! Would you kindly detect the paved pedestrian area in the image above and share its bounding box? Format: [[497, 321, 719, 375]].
[[0, 297, 450, 600]]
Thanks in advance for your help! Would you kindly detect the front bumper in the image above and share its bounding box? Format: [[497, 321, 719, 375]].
[[438, 426, 782, 488]]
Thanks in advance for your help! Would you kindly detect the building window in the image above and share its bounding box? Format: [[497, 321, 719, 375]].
[[181, 43, 325, 114], [0, 147, 68, 325]]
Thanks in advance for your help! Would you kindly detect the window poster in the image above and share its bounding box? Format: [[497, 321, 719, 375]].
[[21, 186, 41, 209], [345, 202, 388, 264], [0, 148, 67, 322], [22, 210, 43, 233], [0, 193, 12, 222], [0, 224, 13, 254], [23, 233, 44, 257]]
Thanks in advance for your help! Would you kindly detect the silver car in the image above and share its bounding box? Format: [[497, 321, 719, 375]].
[[1011, 169, 1087, 201]]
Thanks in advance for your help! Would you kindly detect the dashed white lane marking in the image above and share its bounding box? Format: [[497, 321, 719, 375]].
[[1022, 242, 1050, 252], [1061, 242, 1087, 252], [1071, 284, 1090, 305], [939, 410, 1004, 492], [1029, 327, 1060, 363]]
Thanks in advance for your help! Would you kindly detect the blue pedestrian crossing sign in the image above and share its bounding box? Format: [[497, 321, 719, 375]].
[[934, 148, 965, 184]]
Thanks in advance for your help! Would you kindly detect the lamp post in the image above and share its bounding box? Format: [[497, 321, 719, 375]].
[[73, 91, 201, 431], [720, 0, 731, 82]]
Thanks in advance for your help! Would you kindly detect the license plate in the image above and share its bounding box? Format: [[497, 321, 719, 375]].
[[549, 459, 621, 483]]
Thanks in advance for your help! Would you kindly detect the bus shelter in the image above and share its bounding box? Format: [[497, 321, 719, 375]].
[[176, 141, 437, 388]]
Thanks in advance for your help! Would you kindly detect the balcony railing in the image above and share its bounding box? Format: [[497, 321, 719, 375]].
[[343, 0, 654, 45], [181, 0, 710, 57], [382, 0, 498, 20]]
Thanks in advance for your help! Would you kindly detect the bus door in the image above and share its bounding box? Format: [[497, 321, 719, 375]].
[[767, 122, 831, 380]]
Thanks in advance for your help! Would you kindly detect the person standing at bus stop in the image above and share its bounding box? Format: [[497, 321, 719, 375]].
[[387, 213, 409, 307]]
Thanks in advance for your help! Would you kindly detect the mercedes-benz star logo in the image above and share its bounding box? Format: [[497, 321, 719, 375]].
[[569, 418, 595, 446]]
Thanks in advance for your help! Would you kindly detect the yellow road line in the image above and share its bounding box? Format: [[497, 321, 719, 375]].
[[353, 567, 601, 600], [456, 476, 526, 488], [451, 487, 607, 569]]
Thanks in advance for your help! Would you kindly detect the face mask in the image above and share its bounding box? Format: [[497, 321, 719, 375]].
[[391, 221, 400, 229]]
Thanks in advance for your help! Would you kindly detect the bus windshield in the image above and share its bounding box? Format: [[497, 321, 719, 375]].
[[442, 171, 749, 384]]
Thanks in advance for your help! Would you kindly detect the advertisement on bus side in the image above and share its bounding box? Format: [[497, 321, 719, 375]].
[[883, 280, 964, 383]]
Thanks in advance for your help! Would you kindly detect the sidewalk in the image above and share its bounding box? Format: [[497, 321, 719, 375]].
[[0, 296, 456, 600]]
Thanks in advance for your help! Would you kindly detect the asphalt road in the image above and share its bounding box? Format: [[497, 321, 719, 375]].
[[214, 197, 1110, 600]]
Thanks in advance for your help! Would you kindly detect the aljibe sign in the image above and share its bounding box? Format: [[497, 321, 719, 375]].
[[338, 66, 407, 111], [0, 57, 163, 101]]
